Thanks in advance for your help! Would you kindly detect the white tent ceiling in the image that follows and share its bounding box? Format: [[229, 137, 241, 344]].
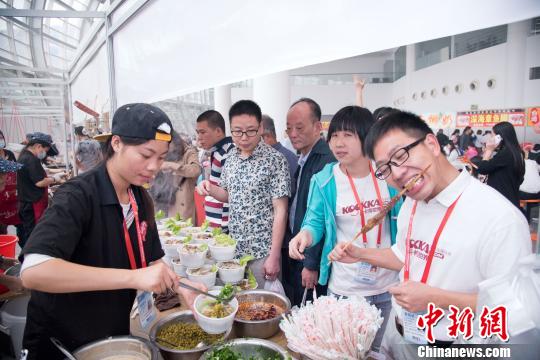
[[113, 0, 540, 105]]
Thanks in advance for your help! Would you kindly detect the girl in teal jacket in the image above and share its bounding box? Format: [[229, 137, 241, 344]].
[[291, 106, 402, 354]]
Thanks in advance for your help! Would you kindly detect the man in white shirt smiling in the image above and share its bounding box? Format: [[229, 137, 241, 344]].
[[295, 111, 531, 359]]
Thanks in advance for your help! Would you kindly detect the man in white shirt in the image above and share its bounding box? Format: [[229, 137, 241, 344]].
[[292, 111, 531, 359]]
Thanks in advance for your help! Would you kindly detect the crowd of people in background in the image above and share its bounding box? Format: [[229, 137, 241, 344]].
[[0, 98, 537, 358]]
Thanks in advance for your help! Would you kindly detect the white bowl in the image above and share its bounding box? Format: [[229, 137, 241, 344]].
[[194, 290, 238, 334], [162, 237, 187, 257], [217, 261, 246, 284], [172, 258, 187, 277], [191, 232, 214, 244], [186, 265, 217, 288], [208, 242, 236, 261], [180, 226, 204, 236], [204, 252, 216, 266], [178, 244, 208, 269]]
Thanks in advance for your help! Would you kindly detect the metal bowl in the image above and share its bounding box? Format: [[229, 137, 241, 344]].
[[233, 290, 291, 339], [72, 336, 157, 360], [199, 338, 292, 359], [149, 310, 231, 360]]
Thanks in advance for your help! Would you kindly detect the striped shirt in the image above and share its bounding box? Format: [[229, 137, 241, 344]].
[[205, 136, 234, 232]]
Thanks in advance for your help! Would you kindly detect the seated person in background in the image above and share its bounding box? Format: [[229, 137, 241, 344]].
[[75, 140, 103, 174]]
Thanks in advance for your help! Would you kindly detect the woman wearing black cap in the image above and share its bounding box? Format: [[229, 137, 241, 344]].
[[19, 104, 203, 359], [16, 132, 62, 248]]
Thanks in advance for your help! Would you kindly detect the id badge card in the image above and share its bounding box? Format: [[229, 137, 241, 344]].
[[137, 291, 157, 330], [403, 310, 427, 344], [356, 261, 379, 285]]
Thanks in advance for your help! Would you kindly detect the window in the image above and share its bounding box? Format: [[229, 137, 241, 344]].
[[415, 37, 451, 70], [530, 67, 540, 80], [531, 17, 540, 36], [394, 46, 406, 80], [454, 25, 507, 58]]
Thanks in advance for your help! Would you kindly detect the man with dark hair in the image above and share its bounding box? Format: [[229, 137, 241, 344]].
[[283, 97, 336, 306], [318, 110, 530, 357], [261, 114, 298, 180], [197, 100, 290, 287], [196, 110, 234, 232], [436, 129, 449, 148]]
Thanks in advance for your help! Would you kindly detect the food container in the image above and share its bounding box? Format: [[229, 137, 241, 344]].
[[234, 290, 291, 339], [172, 258, 187, 277], [217, 261, 245, 284], [208, 242, 236, 262], [194, 290, 239, 334], [73, 336, 157, 360], [203, 252, 215, 266], [149, 311, 231, 360], [163, 237, 187, 258], [186, 265, 217, 288], [191, 232, 213, 244], [199, 338, 292, 360], [179, 227, 204, 236], [178, 244, 207, 269]]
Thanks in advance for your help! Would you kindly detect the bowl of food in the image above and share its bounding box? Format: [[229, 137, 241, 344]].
[[178, 243, 208, 269], [191, 232, 214, 244], [149, 310, 230, 360], [194, 289, 238, 334], [180, 227, 204, 236], [163, 237, 189, 257], [208, 234, 237, 261], [172, 258, 187, 277], [234, 290, 290, 339], [199, 338, 291, 360], [73, 336, 158, 360], [217, 261, 245, 284], [186, 265, 218, 288]]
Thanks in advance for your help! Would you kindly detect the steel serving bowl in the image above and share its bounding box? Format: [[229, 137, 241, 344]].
[[199, 338, 292, 359], [233, 290, 291, 339], [149, 310, 231, 360], [72, 335, 157, 360]]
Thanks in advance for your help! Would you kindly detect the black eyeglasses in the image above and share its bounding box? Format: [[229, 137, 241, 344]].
[[374, 135, 426, 180], [231, 129, 258, 138]]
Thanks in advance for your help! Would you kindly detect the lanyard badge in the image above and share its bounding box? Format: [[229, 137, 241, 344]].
[[123, 188, 147, 270], [402, 194, 462, 344]]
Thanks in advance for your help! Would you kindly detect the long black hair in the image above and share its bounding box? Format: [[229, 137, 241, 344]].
[[104, 135, 163, 226], [492, 121, 525, 182]]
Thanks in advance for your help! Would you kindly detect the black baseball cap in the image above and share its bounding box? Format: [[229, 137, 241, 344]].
[[94, 103, 173, 142], [28, 132, 59, 157]]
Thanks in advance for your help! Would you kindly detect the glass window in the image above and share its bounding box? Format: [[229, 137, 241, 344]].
[[394, 46, 406, 80], [454, 25, 507, 57], [415, 37, 451, 70]]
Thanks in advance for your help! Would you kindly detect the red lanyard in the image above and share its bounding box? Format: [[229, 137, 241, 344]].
[[123, 188, 147, 270], [403, 195, 461, 283], [346, 163, 384, 247]]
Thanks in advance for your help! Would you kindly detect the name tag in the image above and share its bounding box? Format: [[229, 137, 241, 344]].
[[403, 310, 427, 344], [356, 261, 379, 285], [137, 291, 157, 330]]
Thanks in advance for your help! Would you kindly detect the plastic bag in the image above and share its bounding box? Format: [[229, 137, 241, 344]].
[[264, 278, 286, 297]]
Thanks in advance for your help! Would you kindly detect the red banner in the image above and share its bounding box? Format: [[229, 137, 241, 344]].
[[456, 109, 525, 128]]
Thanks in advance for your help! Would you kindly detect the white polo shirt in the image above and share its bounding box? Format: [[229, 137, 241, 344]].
[[391, 170, 531, 341]]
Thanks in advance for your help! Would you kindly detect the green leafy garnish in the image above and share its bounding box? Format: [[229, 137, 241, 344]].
[[182, 234, 193, 244], [211, 264, 218, 273], [239, 254, 255, 267], [201, 219, 210, 231], [216, 283, 235, 303], [174, 213, 182, 221], [186, 218, 193, 227], [247, 269, 257, 289], [155, 210, 165, 220], [211, 227, 222, 237], [199, 243, 208, 252], [213, 234, 236, 247], [171, 224, 182, 235]]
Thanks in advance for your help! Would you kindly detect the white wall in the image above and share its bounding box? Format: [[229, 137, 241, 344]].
[[524, 34, 540, 107], [290, 53, 392, 76]]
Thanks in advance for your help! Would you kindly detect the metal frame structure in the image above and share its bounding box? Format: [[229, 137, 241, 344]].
[[0, 0, 151, 171]]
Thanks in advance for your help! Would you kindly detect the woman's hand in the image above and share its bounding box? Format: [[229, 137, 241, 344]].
[[328, 242, 363, 263], [176, 277, 207, 312], [133, 262, 177, 294]]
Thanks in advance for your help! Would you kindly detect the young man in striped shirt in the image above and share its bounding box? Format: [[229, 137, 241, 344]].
[[196, 110, 234, 232]]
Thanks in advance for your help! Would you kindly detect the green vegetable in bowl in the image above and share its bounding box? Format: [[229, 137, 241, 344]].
[[212, 227, 223, 237], [182, 234, 193, 244], [204, 345, 284, 360], [247, 269, 257, 289], [213, 234, 236, 247], [216, 283, 235, 303], [201, 219, 210, 231], [239, 255, 255, 266], [155, 210, 165, 220], [174, 213, 183, 221]]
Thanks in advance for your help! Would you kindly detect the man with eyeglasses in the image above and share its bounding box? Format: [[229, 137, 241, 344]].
[[291, 111, 530, 357], [283, 98, 336, 306], [197, 100, 290, 287]]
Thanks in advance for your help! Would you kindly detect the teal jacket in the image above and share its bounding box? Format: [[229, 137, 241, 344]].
[[301, 162, 403, 286]]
